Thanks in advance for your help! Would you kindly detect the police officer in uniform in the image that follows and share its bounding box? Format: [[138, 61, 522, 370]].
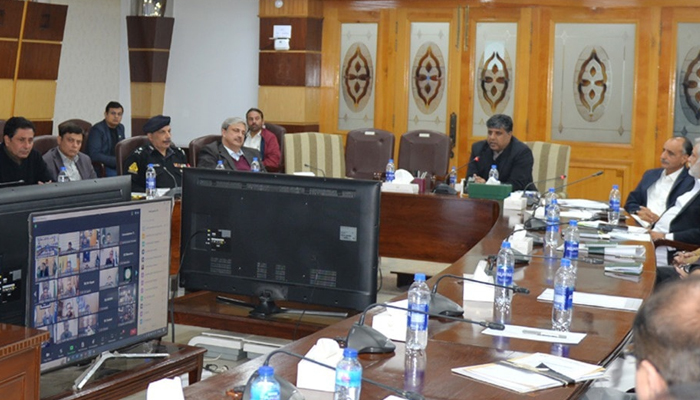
[[123, 115, 187, 192]]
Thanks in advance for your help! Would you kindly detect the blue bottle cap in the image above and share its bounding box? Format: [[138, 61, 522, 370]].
[[501, 241, 511, 248], [343, 348, 358, 358], [253, 157, 258, 161], [414, 273, 426, 282], [258, 365, 274, 376], [551, 198, 557, 204], [147, 163, 153, 168], [491, 164, 497, 169], [569, 220, 577, 226], [561, 258, 571, 267], [548, 187, 555, 192], [613, 184, 619, 189]]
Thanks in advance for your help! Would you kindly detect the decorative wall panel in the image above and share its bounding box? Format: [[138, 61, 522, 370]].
[[551, 23, 635, 144], [407, 22, 449, 132], [675, 23, 700, 141], [472, 22, 517, 137], [337, 23, 377, 131]]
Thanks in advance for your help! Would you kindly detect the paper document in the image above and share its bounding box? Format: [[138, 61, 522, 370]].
[[452, 352, 605, 393], [482, 324, 586, 344], [558, 199, 609, 210], [604, 262, 644, 275], [631, 213, 651, 228], [538, 289, 643, 312]]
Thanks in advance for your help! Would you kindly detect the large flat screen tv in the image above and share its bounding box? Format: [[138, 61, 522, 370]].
[[179, 169, 381, 315], [0, 176, 131, 325], [26, 198, 172, 371]]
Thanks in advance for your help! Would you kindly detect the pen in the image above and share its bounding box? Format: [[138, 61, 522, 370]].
[[521, 329, 567, 339]]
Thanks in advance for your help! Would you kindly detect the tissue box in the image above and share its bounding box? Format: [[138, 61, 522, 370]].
[[510, 236, 533, 256], [381, 182, 419, 194], [504, 195, 527, 210], [296, 339, 343, 392], [468, 183, 513, 200]]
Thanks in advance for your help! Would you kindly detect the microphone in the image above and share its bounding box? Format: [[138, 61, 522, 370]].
[[551, 170, 603, 193], [303, 163, 326, 177], [346, 302, 505, 354], [151, 163, 181, 198], [242, 349, 425, 400], [523, 174, 567, 194], [0, 179, 25, 187], [151, 163, 179, 188], [429, 274, 530, 317]]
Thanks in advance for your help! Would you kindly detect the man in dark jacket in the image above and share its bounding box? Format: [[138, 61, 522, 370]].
[[0, 116, 52, 185], [88, 101, 125, 177]]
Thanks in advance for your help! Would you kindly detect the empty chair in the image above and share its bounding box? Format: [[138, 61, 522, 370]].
[[115, 136, 150, 175], [188, 135, 220, 167], [32, 135, 58, 155], [345, 128, 395, 180], [524, 141, 571, 196], [398, 130, 450, 178], [284, 132, 345, 178], [264, 123, 286, 172]]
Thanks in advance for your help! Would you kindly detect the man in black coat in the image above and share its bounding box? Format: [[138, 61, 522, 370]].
[[0, 116, 52, 185], [465, 114, 534, 191]]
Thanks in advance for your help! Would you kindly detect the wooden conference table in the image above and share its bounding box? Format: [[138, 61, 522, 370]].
[[182, 194, 656, 399]]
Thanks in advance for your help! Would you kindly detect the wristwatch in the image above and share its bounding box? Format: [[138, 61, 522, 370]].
[[682, 264, 700, 274]]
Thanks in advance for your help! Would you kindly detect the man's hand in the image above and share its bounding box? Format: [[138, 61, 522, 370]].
[[637, 206, 659, 224], [673, 249, 700, 267], [649, 231, 666, 241], [472, 174, 485, 184]]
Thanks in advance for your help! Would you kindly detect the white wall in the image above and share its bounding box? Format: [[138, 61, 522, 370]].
[[53, 0, 260, 146]]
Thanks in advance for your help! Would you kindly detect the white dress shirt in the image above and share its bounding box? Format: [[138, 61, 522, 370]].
[[244, 132, 262, 152], [654, 178, 700, 266], [223, 145, 244, 161], [58, 150, 82, 181], [646, 168, 682, 216]]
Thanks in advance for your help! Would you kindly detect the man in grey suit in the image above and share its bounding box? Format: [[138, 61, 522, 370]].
[[197, 117, 266, 172], [43, 122, 97, 181]]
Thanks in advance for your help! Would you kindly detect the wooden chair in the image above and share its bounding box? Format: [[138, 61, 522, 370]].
[[345, 128, 395, 180], [188, 135, 219, 167], [524, 141, 571, 196], [284, 132, 345, 178], [115, 136, 149, 175], [398, 130, 450, 178]]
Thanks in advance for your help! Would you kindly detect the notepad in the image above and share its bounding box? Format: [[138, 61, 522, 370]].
[[538, 289, 643, 312]]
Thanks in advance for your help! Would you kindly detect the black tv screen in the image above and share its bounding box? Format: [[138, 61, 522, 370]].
[[26, 198, 172, 371], [179, 169, 381, 313], [0, 176, 131, 325]]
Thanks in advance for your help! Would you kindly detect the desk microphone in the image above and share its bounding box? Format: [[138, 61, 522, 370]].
[[151, 164, 181, 198], [429, 274, 530, 316], [551, 170, 604, 192], [151, 163, 179, 188], [241, 349, 425, 400], [523, 175, 567, 206], [346, 302, 505, 354], [303, 163, 326, 177], [0, 179, 24, 187]]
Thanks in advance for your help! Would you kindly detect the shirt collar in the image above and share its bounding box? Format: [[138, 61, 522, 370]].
[[58, 149, 79, 164]]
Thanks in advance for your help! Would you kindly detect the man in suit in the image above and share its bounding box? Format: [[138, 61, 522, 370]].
[[650, 142, 700, 280], [198, 117, 266, 172], [245, 108, 281, 170], [624, 137, 694, 224], [465, 114, 534, 191], [43, 122, 97, 181], [0, 116, 52, 185], [87, 101, 125, 177]]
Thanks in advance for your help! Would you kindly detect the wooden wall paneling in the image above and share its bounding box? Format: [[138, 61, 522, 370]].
[[131, 118, 150, 137], [17, 42, 61, 80], [0, 41, 18, 79], [22, 2, 67, 42], [258, 86, 320, 123], [259, 0, 322, 18], [283, 124, 320, 133], [126, 16, 174, 49], [130, 82, 166, 118], [259, 17, 323, 51], [258, 51, 321, 86], [13, 80, 55, 119], [32, 120, 53, 137], [567, 159, 633, 202], [128, 50, 170, 82], [0, 79, 11, 118], [0, 0, 24, 39]]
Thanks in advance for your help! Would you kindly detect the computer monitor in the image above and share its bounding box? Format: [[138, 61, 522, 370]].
[[0, 176, 131, 325], [179, 169, 381, 314], [26, 198, 172, 371]]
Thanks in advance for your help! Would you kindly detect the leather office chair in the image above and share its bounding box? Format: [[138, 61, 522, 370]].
[[524, 141, 571, 196], [33, 135, 58, 155], [398, 130, 450, 178], [345, 128, 395, 180], [284, 132, 345, 178], [264, 123, 286, 172], [115, 136, 149, 175], [188, 135, 220, 167]]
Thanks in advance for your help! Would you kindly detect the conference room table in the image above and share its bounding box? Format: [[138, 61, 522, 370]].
[[182, 196, 656, 399]]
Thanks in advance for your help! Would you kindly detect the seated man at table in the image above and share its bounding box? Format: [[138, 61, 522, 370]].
[[123, 115, 187, 192], [245, 108, 281, 170], [625, 137, 694, 224], [465, 114, 534, 191], [197, 117, 266, 172], [43, 122, 97, 181], [0, 116, 52, 185], [650, 142, 700, 281], [88, 101, 125, 177]]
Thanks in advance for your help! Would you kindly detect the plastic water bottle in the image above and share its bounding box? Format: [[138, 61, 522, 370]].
[[404, 349, 426, 393], [334, 347, 362, 400], [250, 365, 281, 400], [406, 273, 430, 350], [544, 198, 561, 252], [448, 166, 457, 188], [608, 184, 621, 225], [145, 164, 157, 199], [488, 165, 499, 181], [494, 241, 515, 311], [251, 157, 261, 172], [385, 159, 395, 182], [57, 166, 69, 182], [552, 258, 575, 331], [543, 188, 557, 213], [563, 220, 580, 274], [215, 160, 225, 170]]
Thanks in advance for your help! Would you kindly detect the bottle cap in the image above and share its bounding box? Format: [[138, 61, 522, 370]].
[[491, 164, 497, 169], [217, 160, 223, 164], [561, 258, 571, 267], [569, 220, 578, 226], [253, 157, 258, 161], [389, 158, 394, 163], [414, 273, 426, 282], [451, 166, 456, 171], [343, 348, 358, 358], [60, 166, 66, 171], [147, 163, 153, 168], [258, 365, 274, 376], [549, 188, 555, 192], [613, 184, 619, 189], [501, 241, 511, 248]]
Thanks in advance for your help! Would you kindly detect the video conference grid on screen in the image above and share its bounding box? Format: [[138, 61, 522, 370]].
[[28, 200, 171, 370]]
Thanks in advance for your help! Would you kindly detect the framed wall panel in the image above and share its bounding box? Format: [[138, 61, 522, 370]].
[[674, 23, 700, 140], [550, 23, 636, 144], [337, 23, 378, 131]]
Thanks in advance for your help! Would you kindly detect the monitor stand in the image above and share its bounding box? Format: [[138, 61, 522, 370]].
[[73, 348, 170, 391], [216, 292, 348, 319]]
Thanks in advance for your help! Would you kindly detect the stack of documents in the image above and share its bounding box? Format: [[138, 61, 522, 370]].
[[603, 262, 644, 276], [452, 352, 605, 393]]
